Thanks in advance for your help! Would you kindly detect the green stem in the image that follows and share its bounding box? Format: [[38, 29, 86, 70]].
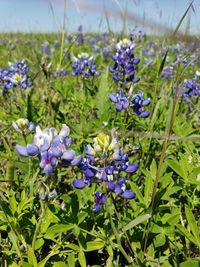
[[32, 199, 46, 251], [143, 84, 181, 253], [105, 197, 132, 264]]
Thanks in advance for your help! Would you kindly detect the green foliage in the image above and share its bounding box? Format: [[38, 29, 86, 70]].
[[0, 25, 199, 267]]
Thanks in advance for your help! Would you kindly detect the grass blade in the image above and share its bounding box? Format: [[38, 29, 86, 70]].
[[173, 1, 194, 36]]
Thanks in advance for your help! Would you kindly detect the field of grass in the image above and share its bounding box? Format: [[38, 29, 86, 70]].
[[0, 28, 199, 267]]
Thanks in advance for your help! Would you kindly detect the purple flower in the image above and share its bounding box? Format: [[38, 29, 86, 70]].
[[40, 151, 58, 176], [1, 61, 32, 90], [16, 124, 77, 176], [131, 91, 151, 118], [108, 177, 136, 199], [93, 191, 106, 213], [53, 69, 67, 79], [182, 78, 200, 99], [71, 53, 101, 78], [41, 42, 51, 57], [161, 67, 174, 79], [109, 38, 140, 85], [109, 90, 129, 112]]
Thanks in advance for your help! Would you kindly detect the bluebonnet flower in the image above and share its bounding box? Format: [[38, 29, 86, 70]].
[[73, 131, 138, 212], [109, 90, 129, 112], [41, 42, 51, 57], [109, 38, 140, 85], [161, 67, 174, 79], [76, 25, 85, 45], [16, 124, 79, 176], [0, 61, 32, 90], [93, 192, 106, 213], [108, 177, 136, 199], [108, 38, 151, 117], [12, 118, 35, 135], [131, 91, 151, 118], [182, 77, 200, 99], [54, 40, 59, 50], [53, 69, 67, 79], [71, 53, 101, 78]]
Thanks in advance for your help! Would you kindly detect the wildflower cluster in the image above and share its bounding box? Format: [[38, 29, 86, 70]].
[[109, 38, 140, 84], [0, 60, 32, 90], [71, 52, 101, 78], [109, 38, 151, 117], [73, 131, 138, 213], [16, 123, 80, 176], [182, 77, 200, 99]]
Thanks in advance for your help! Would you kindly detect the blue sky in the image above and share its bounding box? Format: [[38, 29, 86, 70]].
[[0, 0, 199, 34]]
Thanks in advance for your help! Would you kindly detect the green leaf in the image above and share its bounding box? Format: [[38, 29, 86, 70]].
[[129, 182, 145, 204], [20, 262, 32, 267], [8, 230, 21, 259], [166, 159, 186, 179], [180, 260, 200, 267], [44, 224, 74, 239], [154, 233, 166, 248], [65, 242, 80, 251], [78, 249, 86, 267], [122, 214, 151, 232], [34, 238, 44, 250], [85, 240, 105, 252], [158, 49, 169, 77], [28, 247, 37, 267], [68, 253, 76, 267], [38, 250, 59, 267], [40, 207, 59, 233], [176, 224, 200, 247], [144, 173, 153, 207], [53, 262, 68, 267], [185, 206, 200, 246]]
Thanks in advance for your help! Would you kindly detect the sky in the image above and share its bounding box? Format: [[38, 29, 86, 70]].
[[0, 0, 199, 35]]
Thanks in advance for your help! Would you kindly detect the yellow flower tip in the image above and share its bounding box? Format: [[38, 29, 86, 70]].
[[93, 133, 111, 152], [13, 73, 22, 83], [16, 118, 28, 127], [78, 52, 89, 59]]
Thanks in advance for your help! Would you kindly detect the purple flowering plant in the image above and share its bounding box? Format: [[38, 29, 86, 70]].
[[0, 60, 32, 90], [16, 123, 80, 176], [72, 130, 138, 212], [109, 37, 151, 117]]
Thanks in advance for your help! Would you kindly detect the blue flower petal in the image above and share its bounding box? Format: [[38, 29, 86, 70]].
[[73, 179, 86, 189], [93, 203, 100, 213], [122, 190, 136, 199], [16, 145, 28, 157], [108, 181, 115, 191], [27, 144, 39, 156], [62, 150, 75, 161], [125, 164, 139, 173], [43, 164, 54, 176], [70, 155, 82, 166], [140, 110, 150, 118]]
